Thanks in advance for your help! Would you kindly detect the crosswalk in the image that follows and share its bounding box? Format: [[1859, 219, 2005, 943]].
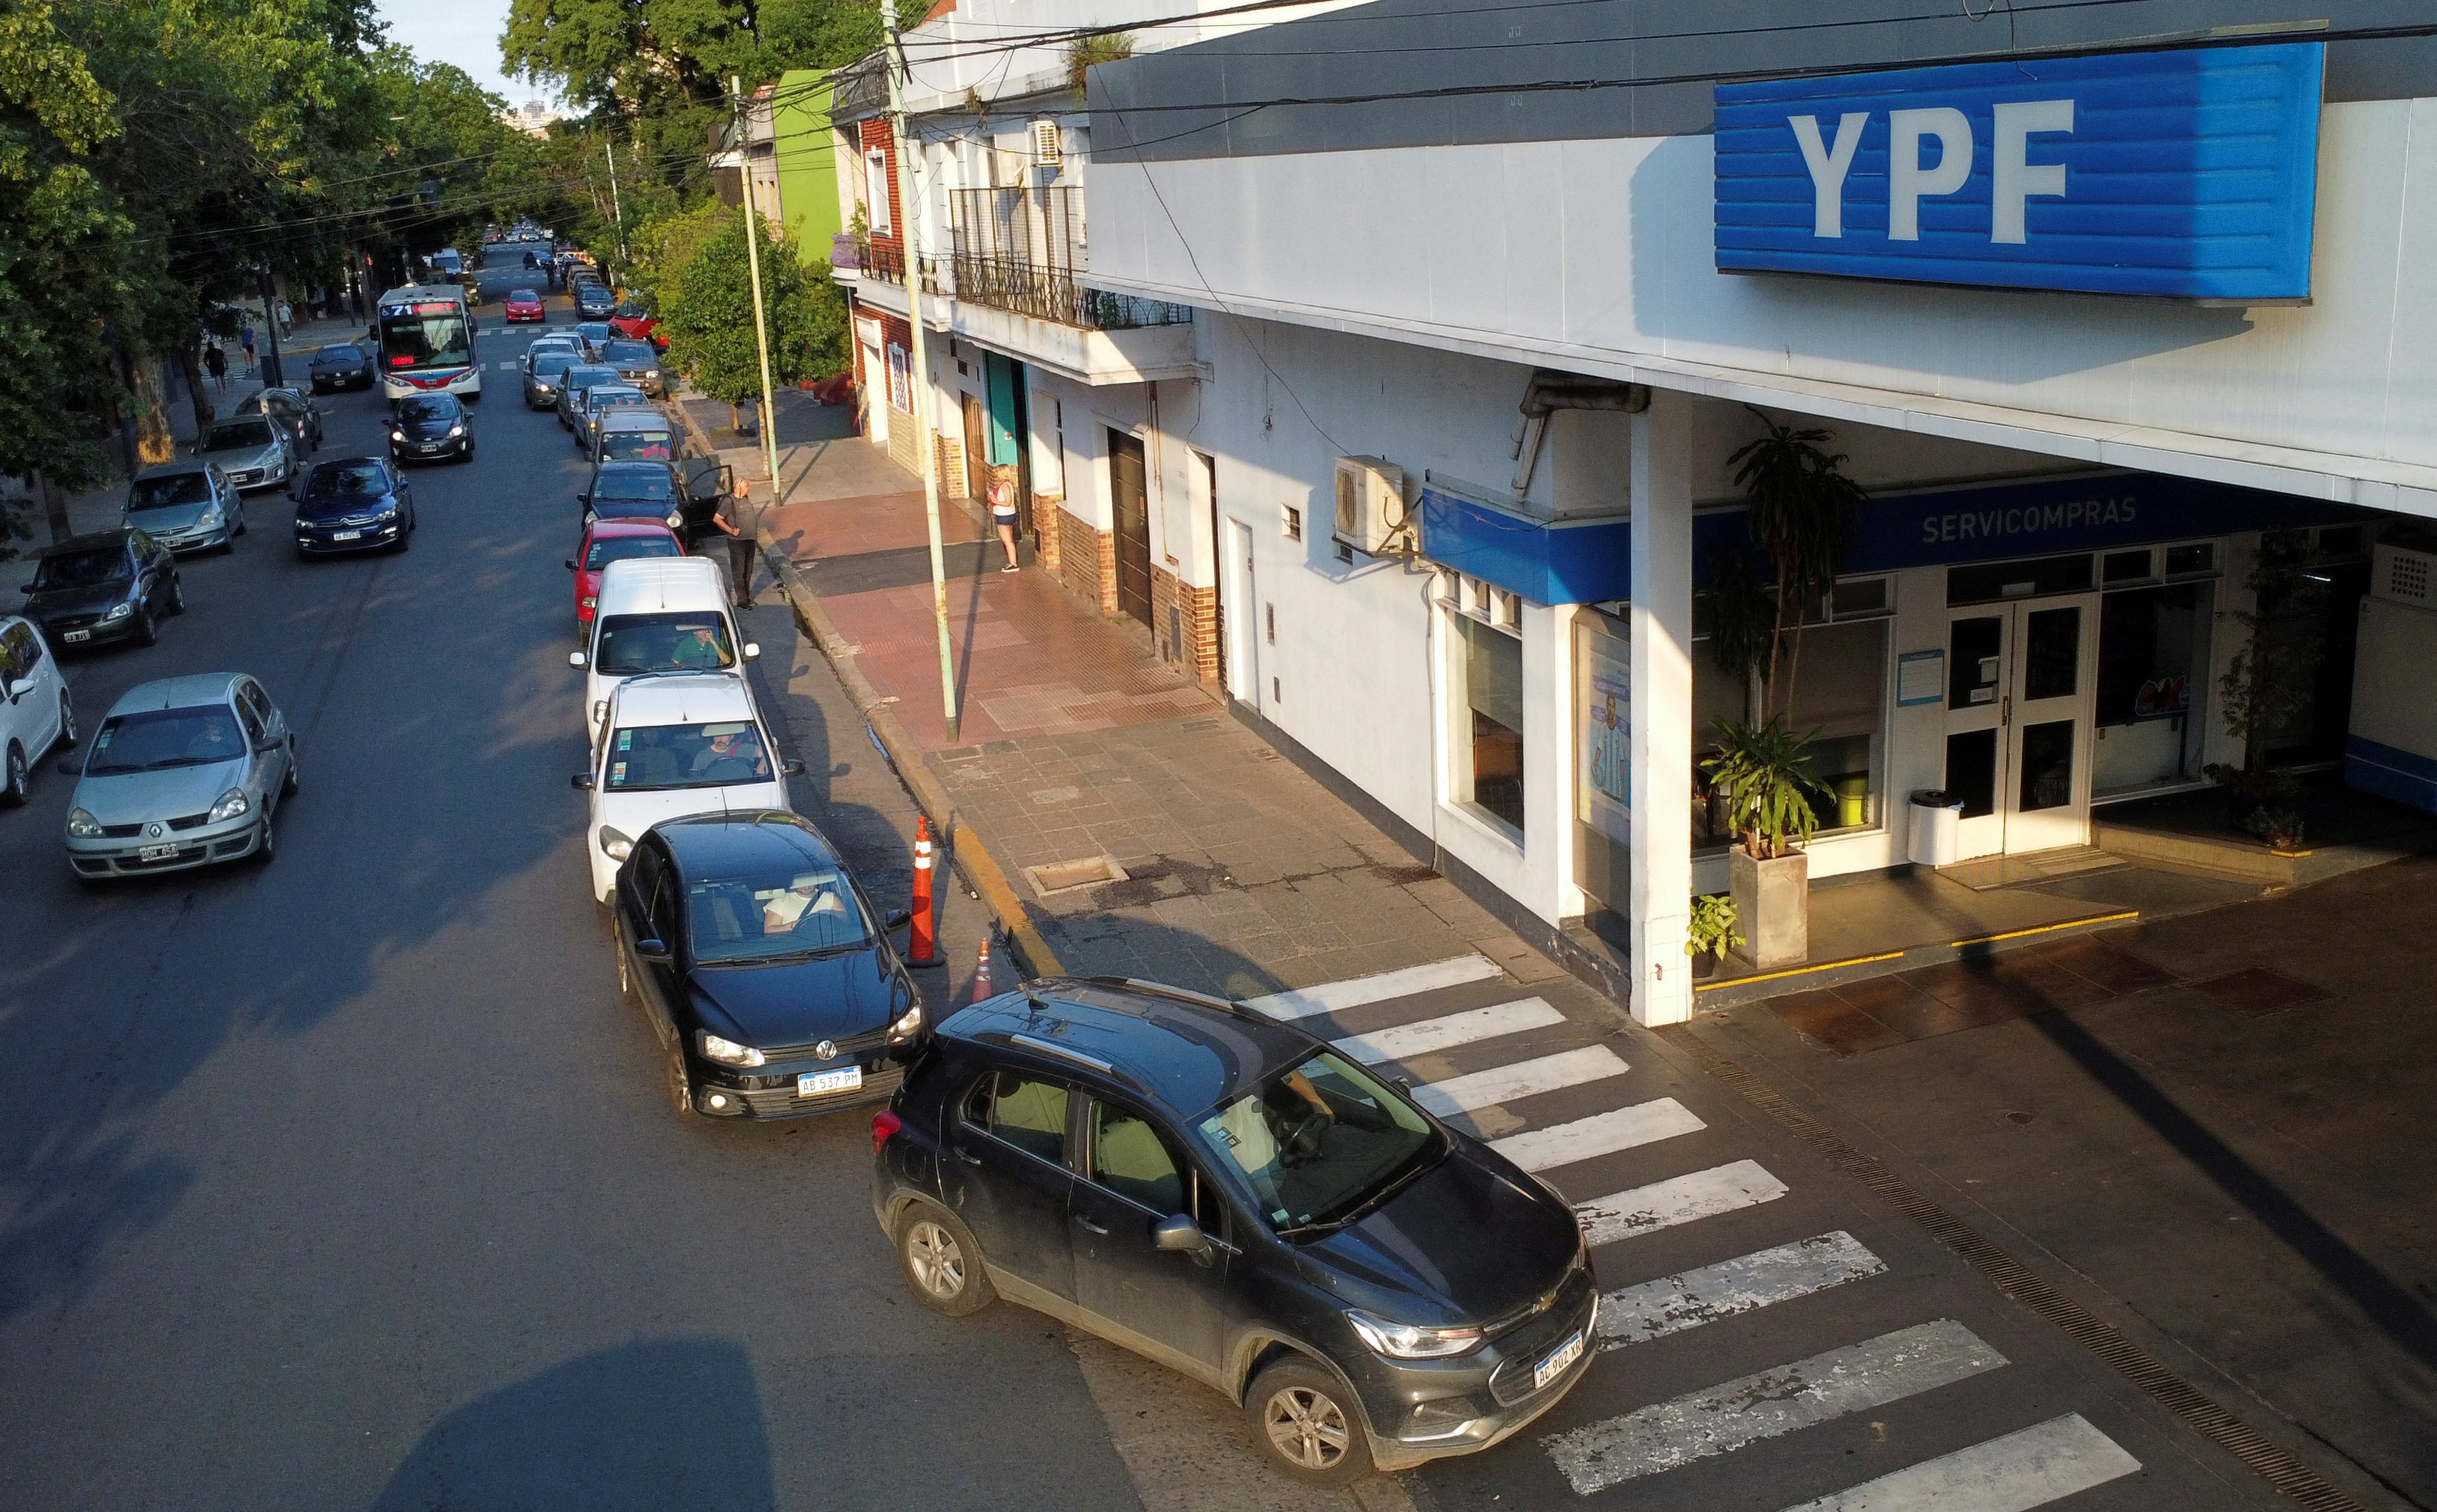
[[1247, 953, 2150, 1510]]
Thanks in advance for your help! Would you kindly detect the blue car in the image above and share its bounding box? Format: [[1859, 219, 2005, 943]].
[[292, 457, 416, 557]]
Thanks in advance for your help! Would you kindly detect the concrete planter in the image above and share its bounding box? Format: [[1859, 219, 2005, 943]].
[[1728, 847, 1809, 969]]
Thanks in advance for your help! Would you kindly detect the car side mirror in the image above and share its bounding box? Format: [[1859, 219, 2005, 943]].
[[883, 907, 912, 930], [564, 560, 578, 571], [568, 651, 587, 668], [743, 643, 760, 660], [781, 757, 805, 777], [18, 582, 34, 594], [632, 938, 672, 964], [1152, 1214, 1213, 1258], [570, 773, 595, 791]]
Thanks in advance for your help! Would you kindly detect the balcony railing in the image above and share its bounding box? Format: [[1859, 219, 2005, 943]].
[[946, 254, 1191, 330], [860, 238, 904, 284]]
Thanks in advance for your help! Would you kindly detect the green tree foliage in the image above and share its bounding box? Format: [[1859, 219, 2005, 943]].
[[1724, 407, 1866, 716], [657, 215, 845, 411]]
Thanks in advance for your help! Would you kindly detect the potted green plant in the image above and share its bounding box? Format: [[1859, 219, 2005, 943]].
[[1685, 893, 1744, 980], [2209, 531, 2325, 833], [1703, 716, 1831, 969]]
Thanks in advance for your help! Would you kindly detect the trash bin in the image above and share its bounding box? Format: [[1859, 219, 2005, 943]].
[[1833, 775, 1870, 830], [1908, 789, 1964, 867]]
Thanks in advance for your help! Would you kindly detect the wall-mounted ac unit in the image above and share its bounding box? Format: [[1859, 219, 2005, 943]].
[[2372, 542, 2436, 610], [1030, 120, 1063, 170], [1334, 456, 1409, 555]]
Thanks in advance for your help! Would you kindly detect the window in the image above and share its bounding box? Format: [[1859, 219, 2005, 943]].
[[1283, 505, 1301, 541], [885, 343, 911, 413], [1194, 1052, 1438, 1234], [2164, 543, 2216, 578], [1947, 553, 2095, 605], [2094, 582, 2211, 797], [2102, 549, 2154, 585], [863, 149, 892, 234], [1089, 1101, 1187, 1213], [1444, 583, 1525, 837], [0, 622, 36, 681], [982, 1072, 1069, 1164], [604, 720, 772, 791]]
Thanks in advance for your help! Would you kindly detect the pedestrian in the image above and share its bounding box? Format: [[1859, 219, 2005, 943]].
[[276, 299, 291, 335], [713, 470, 760, 608], [239, 324, 256, 376], [988, 478, 1021, 572], [205, 342, 228, 393]]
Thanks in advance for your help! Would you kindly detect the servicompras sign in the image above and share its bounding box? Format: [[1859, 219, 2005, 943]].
[[1713, 42, 2324, 301]]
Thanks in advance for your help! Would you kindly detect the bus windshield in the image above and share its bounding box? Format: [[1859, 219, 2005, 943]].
[[381, 301, 471, 371]]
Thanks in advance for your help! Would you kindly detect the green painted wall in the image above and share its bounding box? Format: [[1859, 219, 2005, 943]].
[[774, 72, 841, 267]]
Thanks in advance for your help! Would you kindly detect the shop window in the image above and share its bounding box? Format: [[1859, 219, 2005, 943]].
[[1947, 553, 2094, 605], [1782, 617, 1889, 832], [1445, 591, 1524, 840], [2102, 549, 2154, 584], [2163, 543, 2215, 578], [2093, 582, 2210, 798], [1574, 611, 1630, 909], [2315, 525, 2367, 561]]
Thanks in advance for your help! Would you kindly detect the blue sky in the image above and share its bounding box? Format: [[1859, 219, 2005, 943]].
[[374, 0, 559, 109]]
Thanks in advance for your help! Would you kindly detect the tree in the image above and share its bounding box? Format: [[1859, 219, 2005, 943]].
[[2217, 531, 2328, 774], [657, 216, 844, 424], [1724, 407, 1866, 717]]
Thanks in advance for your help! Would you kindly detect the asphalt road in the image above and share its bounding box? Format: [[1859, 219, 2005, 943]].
[[0, 247, 1146, 1511]]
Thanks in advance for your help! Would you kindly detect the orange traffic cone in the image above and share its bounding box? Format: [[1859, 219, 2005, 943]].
[[971, 937, 994, 1003], [905, 817, 942, 966]]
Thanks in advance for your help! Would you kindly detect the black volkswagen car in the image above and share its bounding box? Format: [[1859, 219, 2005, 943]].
[[872, 980, 1594, 1488], [388, 392, 474, 464], [581, 460, 723, 538], [292, 457, 416, 556], [307, 342, 375, 393], [19, 529, 183, 650], [608, 812, 923, 1121]]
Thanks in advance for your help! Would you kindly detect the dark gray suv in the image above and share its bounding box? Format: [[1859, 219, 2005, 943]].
[[871, 978, 1594, 1487]]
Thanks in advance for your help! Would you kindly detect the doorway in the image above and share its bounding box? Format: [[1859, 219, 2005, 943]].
[[961, 391, 988, 502], [1942, 593, 2099, 857], [1225, 517, 1257, 704], [1109, 429, 1152, 627]]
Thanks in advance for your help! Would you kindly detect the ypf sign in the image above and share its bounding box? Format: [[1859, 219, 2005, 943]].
[[1714, 43, 2322, 301]]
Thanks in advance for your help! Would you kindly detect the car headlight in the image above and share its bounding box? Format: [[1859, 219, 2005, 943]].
[[697, 1030, 764, 1068], [664, 511, 683, 530], [101, 602, 133, 622], [197, 506, 222, 528], [598, 825, 632, 860], [580, 596, 596, 609], [887, 1001, 925, 1044], [390, 430, 406, 443], [209, 787, 251, 823], [1345, 1309, 1485, 1360], [66, 807, 103, 839], [447, 424, 464, 438]]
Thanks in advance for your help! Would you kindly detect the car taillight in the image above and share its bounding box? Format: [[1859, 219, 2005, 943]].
[[871, 1108, 902, 1156]]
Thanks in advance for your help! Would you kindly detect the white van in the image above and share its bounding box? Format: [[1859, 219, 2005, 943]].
[[571, 557, 757, 738], [575, 671, 799, 902]]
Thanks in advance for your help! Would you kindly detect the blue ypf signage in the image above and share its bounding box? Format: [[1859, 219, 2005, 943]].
[[1714, 43, 2323, 301]]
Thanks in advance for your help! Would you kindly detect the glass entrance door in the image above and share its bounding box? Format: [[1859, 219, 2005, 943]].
[[1942, 594, 2099, 859]]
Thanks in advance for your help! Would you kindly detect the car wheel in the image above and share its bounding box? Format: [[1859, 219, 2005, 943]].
[[168, 575, 186, 614], [1245, 1359, 1373, 1489], [254, 810, 275, 865], [135, 607, 158, 648], [56, 691, 77, 749], [234, 505, 248, 538], [392, 525, 411, 554], [896, 1204, 996, 1318], [663, 1041, 698, 1120], [1, 744, 25, 808], [280, 738, 298, 797]]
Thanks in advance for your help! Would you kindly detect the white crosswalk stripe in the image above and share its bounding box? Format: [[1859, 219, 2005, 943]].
[[1777, 1414, 2140, 1511], [1412, 1045, 1628, 1118], [1491, 1099, 1706, 1177], [1328, 998, 1564, 1066], [1597, 1232, 1887, 1350], [1243, 954, 1503, 1020], [1575, 1159, 1787, 1246], [1544, 1320, 2009, 1494]]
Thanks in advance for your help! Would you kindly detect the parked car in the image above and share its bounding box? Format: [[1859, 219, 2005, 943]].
[[236, 386, 323, 452], [556, 364, 622, 430], [578, 385, 653, 452], [389, 392, 475, 464], [504, 288, 546, 323], [292, 457, 416, 557], [575, 281, 618, 319], [574, 671, 800, 902], [568, 518, 686, 638], [610, 301, 665, 349], [307, 342, 376, 393], [61, 672, 296, 881], [19, 529, 183, 650], [872, 978, 1596, 1487], [124, 461, 245, 554], [572, 556, 756, 738], [599, 338, 665, 398], [592, 409, 680, 466], [581, 459, 726, 538], [573, 321, 616, 358], [0, 615, 75, 806], [608, 811, 918, 1119], [523, 345, 581, 409], [195, 415, 295, 492]]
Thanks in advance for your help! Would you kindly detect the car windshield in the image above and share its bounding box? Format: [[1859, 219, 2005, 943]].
[[686, 855, 874, 963], [600, 431, 673, 462], [314, 345, 360, 363], [129, 474, 212, 510], [568, 368, 616, 392], [398, 397, 457, 422], [616, 302, 649, 318], [593, 469, 672, 502], [33, 547, 130, 590], [584, 533, 682, 570], [577, 325, 611, 343], [603, 341, 655, 365], [530, 351, 577, 378], [595, 611, 735, 673], [603, 720, 771, 791], [380, 307, 471, 368], [85, 706, 247, 775], [594, 391, 647, 414], [307, 464, 387, 499], [206, 420, 275, 450], [1195, 1051, 1443, 1236]]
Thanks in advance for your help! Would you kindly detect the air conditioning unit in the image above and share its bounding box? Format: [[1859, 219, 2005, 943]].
[[1029, 120, 1063, 170], [1334, 456, 1409, 555], [2372, 541, 2436, 610]]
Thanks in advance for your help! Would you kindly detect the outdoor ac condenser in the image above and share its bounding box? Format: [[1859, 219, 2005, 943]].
[[1333, 456, 1409, 555], [2345, 542, 2437, 814], [1029, 120, 1063, 170]]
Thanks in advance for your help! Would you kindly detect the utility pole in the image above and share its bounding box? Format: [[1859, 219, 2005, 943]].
[[882, 0, 963, 743], [256, 263, 287, 388], [733, 77, 784, 501], [602, 126, 628, 263]]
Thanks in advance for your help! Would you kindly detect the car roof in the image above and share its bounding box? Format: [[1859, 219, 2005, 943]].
[[944, 980, 1317, 1119], [41, 529, 137, 556], [599, 411, 671, 431], [309, 455, 389, 476], [608, 671, 755, 726], [657, 811, 839, 874], [593, 459, 673, 478], [105, 673, 241, 717], [134, 460, 212, 479], [591, 386, 647, 402], [596, 555, 724, 614], [588, 518, 680, 540], [567, 364, 619, 379]]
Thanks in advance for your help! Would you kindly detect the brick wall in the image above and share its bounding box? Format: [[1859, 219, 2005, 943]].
[[1031, 492, 1063, 575], [855, 120, 903, 248], [1151, 567, 1223, 683], [1053, 504, 1116, 615]]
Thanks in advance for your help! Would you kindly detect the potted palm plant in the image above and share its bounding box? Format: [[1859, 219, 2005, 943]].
[[1685, 893, 1744, 980], [1703, 716, 1831, 969]]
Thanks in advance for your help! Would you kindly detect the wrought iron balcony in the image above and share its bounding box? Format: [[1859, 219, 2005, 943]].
[[945, 254, 1190, 330]]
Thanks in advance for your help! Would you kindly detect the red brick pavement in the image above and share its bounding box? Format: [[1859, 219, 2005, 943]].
[[760, 489, 985, 562]]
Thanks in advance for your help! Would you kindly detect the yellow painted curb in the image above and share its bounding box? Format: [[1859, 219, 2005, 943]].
[[1695, 951, 1905, 992], [1947, 910, 2139, 950]]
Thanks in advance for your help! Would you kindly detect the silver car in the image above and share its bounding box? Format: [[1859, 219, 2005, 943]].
[[62, 673, 297, 882], [124, 461, 246, 554], [195, 415, 295, 491], [579, 386, 651, 452]]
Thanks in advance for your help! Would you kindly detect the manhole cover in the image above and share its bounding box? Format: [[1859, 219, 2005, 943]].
[[1024, 855, 1129, 897]]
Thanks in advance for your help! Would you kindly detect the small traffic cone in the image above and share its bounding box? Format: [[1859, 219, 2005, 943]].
[[905, 817, 942, 966], [971, 937, 994, 1003]]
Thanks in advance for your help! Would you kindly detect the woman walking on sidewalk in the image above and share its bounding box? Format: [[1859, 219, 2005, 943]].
[[239, 324, 256, 376], [205, 343, 227, 393], [989, 478, 1020, 572], [712, 470, 759, 608]]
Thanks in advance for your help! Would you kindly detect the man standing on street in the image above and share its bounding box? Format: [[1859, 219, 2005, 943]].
[[712, 470, 759, 608], [205, 342, 227, 392], [239, 323, 256, 376]]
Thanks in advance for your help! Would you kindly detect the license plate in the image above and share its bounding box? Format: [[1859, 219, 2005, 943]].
[[137, 843, 179, 862], [1533, 1330, 1585, 1391], [332, 529, 361, 541], [798, 1066, 863, 1098], [62, 630, 89, 642]]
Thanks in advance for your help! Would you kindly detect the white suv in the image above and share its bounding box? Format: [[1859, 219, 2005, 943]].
[[574, 672, 800, 903], [0, 616, 75, 805]]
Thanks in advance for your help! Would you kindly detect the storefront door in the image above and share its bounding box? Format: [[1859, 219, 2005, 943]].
[[1943, 594, 2099, 858]]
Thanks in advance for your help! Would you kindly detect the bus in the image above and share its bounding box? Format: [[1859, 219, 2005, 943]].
[[375, 284, 479, 403]]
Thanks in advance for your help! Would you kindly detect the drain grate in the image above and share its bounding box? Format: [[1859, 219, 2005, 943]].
[[1666, 1031, 2367, 1512]]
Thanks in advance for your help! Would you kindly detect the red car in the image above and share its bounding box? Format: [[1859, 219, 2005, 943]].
[[504, 288, 546, 323], [567, 519, 686, 634], [609, 301, 665, 349]]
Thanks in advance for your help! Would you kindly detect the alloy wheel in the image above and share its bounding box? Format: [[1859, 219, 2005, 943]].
[[57, 692, 76, 748], [2, 745, 25, 807], [1262, 1385, 1352, 1472], [904, 1220, 967, 1300], [665, 1044, 697, 1119]]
